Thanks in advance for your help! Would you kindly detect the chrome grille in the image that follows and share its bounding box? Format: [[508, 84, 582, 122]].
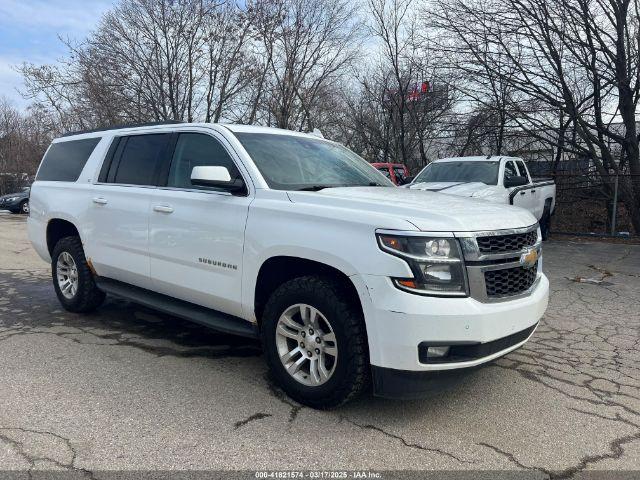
[[476, 230, 538, 254], [484, 264, 538, 297]]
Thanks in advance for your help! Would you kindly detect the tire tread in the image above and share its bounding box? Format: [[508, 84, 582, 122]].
[[51, 236, 105, 313], [261, 275, 370, 408]]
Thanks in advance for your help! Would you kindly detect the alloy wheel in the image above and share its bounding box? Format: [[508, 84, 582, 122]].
[[275, 303, 338, 386], [56, 252, 79, 299]]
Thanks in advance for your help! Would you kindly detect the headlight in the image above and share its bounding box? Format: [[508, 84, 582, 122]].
[[377, 234, 468, 296], [6, 197, 18, 202]]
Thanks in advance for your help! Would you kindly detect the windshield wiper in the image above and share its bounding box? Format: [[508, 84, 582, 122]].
[[297, 182, 385, 191], [296, 185, 334, 191]]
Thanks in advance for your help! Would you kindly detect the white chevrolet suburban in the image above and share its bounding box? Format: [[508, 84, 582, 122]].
[[28, 122, 549, 408], [408, 156, 556, 239]]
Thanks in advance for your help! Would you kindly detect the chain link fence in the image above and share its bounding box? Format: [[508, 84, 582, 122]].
[[549, 173, 639, 238]]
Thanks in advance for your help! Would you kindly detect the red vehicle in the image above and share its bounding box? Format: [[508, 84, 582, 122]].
[[372, 162, 411, 185]]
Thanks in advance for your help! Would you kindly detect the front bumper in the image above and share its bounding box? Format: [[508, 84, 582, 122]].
[[371, 323, 538, 399], [354, 272, 549, 374]]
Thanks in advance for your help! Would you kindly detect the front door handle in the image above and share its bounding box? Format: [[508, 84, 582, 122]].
[[153, 205, 174, 214], [530, 189, 536, 193], [520, 191, 526, 195], [92, 197, 108, 205]]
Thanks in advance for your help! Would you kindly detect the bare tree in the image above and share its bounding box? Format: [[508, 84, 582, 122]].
[[247, 0, 361, 131], [431, 0, 640, 233], [0, 98, 51, 193], [20, 0, 258, 129], [367, 0, 416, 166], [339, 0, 455, 172]]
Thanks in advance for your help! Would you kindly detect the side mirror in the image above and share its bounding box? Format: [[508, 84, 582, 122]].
[[504, 175, 528, 188], [191, 166, 246, 193]]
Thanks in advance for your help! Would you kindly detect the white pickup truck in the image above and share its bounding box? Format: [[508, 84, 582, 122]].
[[408, 156, 556, 239], [28, 123, 549, 407]]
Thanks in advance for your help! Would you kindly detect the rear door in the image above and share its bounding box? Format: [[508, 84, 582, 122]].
[[148, 130, 251, 317], [87, 133, 170, 289]]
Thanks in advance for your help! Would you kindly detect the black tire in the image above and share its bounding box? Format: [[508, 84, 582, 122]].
[[261, 275, 370, 409], [19, 200, 29, 215], [51, 236, 105, 313]]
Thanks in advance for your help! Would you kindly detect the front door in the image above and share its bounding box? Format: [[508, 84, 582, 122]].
[[505, 160, 535, 215], [148, 131, 251, 318]]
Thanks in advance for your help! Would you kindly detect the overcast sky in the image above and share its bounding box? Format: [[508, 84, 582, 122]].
[[0, 0, 114, 109]]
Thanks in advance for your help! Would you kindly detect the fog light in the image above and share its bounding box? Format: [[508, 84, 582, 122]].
[[426, 346, 450, 358]]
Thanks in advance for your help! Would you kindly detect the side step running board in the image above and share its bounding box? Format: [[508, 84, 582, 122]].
[[95, 277, 258, 339]]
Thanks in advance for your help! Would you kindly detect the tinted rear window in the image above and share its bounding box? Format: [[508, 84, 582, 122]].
[[36, 138, 101, 182], [110, 134, 169, 186]]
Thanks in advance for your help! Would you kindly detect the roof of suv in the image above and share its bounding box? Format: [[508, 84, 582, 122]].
[[58, 122, 322, 142]]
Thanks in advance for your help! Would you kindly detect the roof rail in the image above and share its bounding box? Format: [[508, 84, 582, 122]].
[[60, 120, 184, 138]]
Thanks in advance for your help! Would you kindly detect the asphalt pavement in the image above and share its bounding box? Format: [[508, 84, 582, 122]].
[[0, 212, 639, 478]]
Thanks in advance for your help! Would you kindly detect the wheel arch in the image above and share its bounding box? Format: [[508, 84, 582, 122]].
[[46, 218, 81, 256], [253, 256, 364, 326]]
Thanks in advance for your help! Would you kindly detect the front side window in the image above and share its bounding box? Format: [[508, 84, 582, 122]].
[[414, 161, 500, 185], [110, 134, 169, 186], [167, 133, 240, 190], [235, 133, 392, 190], [377, 167, 392, 179]]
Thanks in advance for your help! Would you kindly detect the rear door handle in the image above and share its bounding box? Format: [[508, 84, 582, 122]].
[[153, 205, 174, 214], [531, 189, 536, 193], [92, 197, 108, 205]]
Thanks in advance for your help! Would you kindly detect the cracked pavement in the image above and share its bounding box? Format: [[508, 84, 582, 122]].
[[0, 212, 639, 477]]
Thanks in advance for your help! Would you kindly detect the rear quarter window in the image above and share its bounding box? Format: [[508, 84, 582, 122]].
[[36, 138, 101, 182]]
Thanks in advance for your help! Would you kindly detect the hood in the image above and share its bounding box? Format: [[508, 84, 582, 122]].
[[287, 186, 536, 232], [409, 181, 508, 203]]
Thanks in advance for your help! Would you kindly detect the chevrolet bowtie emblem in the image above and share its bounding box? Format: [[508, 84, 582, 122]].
[[520, 248, 539, 269]]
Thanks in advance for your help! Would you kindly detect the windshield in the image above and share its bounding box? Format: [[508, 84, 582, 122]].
[[414, 161, 499, 185], [235, 133, 393, 190]]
